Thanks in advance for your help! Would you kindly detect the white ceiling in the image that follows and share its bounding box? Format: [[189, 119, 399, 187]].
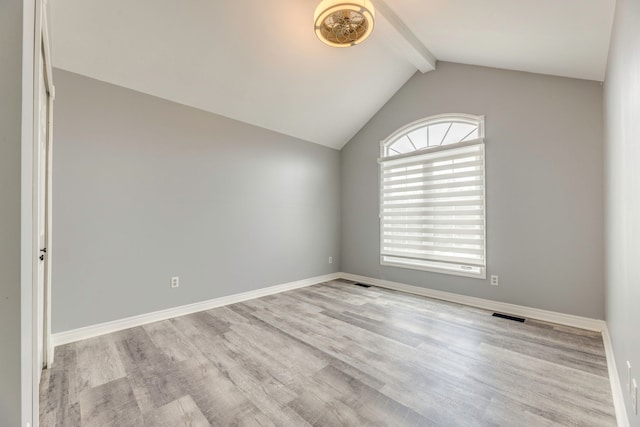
[[51, 0, 615, 149], [389, 0, 616, 82]]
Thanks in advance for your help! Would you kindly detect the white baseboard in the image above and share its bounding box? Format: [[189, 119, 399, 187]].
[[53, 271, 606, 347], [51, 270, 628, 425], [339, 272, 606, 332], [602, 325, 630, 427], [51, 272, 340, 347]]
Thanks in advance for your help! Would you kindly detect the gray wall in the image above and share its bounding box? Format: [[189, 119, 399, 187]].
[[0, 0, 24, 424], [341, 62, 605, 319], [604, 0, 640, 424], [52, 70, 340, 332]]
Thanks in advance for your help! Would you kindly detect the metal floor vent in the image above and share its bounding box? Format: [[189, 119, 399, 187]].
[[492, 312, 525, 323], [353, 283, 372, 288]]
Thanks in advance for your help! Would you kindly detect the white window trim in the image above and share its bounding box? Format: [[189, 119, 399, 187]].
[[378, 114, 486, 279]]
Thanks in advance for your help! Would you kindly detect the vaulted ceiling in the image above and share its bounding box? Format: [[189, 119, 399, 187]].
[[51, 0, 615, 149]]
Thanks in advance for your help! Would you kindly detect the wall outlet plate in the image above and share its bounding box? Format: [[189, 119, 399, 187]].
[[328, 256, 333, 264], [490, 275, 499, 286], [171, 276, 179, 288]]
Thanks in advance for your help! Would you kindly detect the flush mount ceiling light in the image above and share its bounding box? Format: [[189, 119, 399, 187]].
[[314, 0, 375, 48]]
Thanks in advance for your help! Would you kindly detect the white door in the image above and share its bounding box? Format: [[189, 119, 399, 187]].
[[36, 43, 49, 381]]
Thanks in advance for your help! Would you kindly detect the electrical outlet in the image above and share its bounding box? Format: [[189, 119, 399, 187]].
[[328, 256, 333, 264], [490, 275, 499, 286], [628, 361, 632, 393], [171, 276, 179, 288], [633, 379, 638, 415]]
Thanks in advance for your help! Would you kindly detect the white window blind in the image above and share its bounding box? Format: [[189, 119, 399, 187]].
[[380, 140, 486, 277]]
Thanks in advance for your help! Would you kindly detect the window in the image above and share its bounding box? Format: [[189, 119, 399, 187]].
[[379, 114, 486, 279]]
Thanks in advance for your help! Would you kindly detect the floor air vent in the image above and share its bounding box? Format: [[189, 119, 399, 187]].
[[492, 312, 525, 322], [354, 283, 372, 288]]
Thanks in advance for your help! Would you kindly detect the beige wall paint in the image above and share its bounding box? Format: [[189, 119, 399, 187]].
[[604, 0, 640, 424], [0, 0, 25, 425], [341, 62, 605, 319], [51, 69, 341, 332]]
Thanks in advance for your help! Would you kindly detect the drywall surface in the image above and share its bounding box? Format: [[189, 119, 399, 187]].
[[52, 69, 340, 332], [0, 0, 23, 424], [604, 0, 640, 423], [341, 61, 605, 318]]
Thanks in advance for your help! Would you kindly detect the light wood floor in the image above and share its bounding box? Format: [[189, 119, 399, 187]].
[[40, 279, 616, 426]]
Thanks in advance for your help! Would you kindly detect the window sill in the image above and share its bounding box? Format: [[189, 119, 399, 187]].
[[381, 258, 486, 280]]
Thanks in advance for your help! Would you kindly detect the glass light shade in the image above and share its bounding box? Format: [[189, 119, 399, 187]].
[[314, 0, 375, 47]]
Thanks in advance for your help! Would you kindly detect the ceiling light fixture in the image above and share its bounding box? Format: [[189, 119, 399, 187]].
[[314, 0, 375, 48]]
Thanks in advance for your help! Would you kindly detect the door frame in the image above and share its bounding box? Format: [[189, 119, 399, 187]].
[[40, 0, 54, 370], [29, 0, 54, 423]]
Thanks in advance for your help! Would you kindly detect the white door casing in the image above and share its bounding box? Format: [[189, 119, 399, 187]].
[[35, 0, 55, 387], [36, 43, 47, 381]]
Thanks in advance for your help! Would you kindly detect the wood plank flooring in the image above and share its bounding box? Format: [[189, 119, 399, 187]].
[[40, 279, 617, 426]]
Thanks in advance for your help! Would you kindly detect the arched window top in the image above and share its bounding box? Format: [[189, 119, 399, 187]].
[[381, 114, 484, 158]]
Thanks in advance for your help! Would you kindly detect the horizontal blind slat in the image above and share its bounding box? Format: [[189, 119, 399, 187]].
[[382, 152, 482, 171], [381, 200, 483, 209], [383, 158, 481, 174], [382, 235, 484, 245], [383, 226, 484, 235], [380, 140, 484, 165], [383, 189, 484, 201], [382, 209, 484, 216], [381, 251, 485, 266], [383, 179, 484, 192], [382, 160, 483, 179], [384, 170, 483, 186], [383, 218, 484, 225], [382, 242, 484, 255]]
